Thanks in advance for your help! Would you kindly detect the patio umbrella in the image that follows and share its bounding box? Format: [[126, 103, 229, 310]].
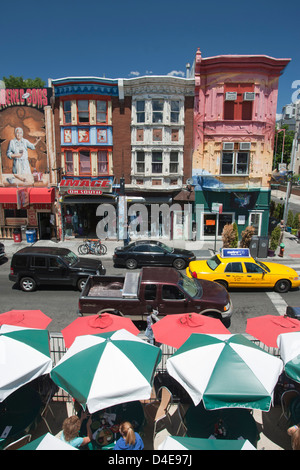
[[62, 312, 140, 349], [50, 329, 162, 413], [277, 331, 300, 383], [246, 315, 300, 348], [158, 435, 256, 450], [151, 312, 229, 349], [0, 310, 52, 329], [20, 433, 77, 450], [166, 333, 283, 411], [0, 324, 52, 402]]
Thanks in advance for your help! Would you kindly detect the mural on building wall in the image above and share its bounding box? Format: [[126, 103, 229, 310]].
[[0, 88, 52, 187]]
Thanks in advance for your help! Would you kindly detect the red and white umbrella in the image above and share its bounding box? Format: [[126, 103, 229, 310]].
[[151, 312, 230, 349], [246, 315, 300, 348], [0, 310, 52, 329], [62, 312, 140, 349]]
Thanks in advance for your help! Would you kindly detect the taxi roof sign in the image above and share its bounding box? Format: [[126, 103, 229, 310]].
[[221, 248, 251, 258]]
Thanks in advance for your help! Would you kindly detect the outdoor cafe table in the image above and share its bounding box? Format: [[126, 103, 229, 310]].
[[80, 400, 145, 450], [185, 402, 259, 447], [0, 385, 42, 449]]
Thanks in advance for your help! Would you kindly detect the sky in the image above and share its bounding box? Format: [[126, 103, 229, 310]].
[[1, 0, 299, 115]]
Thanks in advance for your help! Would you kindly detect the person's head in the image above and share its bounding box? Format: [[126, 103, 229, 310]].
[[15, 127, 23, 140], [146, 305, 153, 313], [119, 421, 136, 446], [62, 415, 81, 442]]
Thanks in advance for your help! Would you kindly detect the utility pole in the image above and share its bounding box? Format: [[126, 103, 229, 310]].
[[283, 130, 298, 224]]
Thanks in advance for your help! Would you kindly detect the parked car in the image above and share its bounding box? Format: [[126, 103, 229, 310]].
[[113, 240, 196, 270], [0, 242, 5, 261], [9, 246, 106, 292], [79, 267, 233, 323], [187, 251, 300, 293]]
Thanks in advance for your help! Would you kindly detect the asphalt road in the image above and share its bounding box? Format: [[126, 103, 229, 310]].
[[0, 256, 299, 335]]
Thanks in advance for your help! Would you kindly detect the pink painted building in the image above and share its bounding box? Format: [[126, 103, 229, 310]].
[[192, 48, 290, 241]]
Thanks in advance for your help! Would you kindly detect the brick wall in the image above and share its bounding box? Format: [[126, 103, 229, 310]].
[[112, 96, 132, 184], [183, 96, 194, 181]]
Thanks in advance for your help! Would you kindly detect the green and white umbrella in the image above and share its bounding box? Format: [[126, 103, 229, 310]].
[[51, 329, 162, 413], [158, 436, 256, 450], [20, 433, 77, 450], [0, 324, 52, 402], [166, 333, 283, 411], [277, 331, 300, 383]]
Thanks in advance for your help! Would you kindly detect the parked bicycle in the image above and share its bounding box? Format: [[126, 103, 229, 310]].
[[78, 239, 107, 256]]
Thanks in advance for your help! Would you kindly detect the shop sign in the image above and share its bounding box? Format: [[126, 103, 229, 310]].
[[27, 208, 37, 226], [0, 88, 53, 110], [60, 178, 112, 192], [67, 189, 102, 195], [17, 188, 29, 209]]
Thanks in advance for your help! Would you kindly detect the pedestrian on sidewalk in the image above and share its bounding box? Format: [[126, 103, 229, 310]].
[[145, 305, 159, 345]]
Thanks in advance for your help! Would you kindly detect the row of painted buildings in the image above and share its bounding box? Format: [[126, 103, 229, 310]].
[[0, 48, 290, 242]]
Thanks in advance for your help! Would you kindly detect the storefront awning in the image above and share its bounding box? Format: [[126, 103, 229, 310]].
[[0, 187, 56, 204], [0, 188, 19, 203], [29, 188, 56, 204]]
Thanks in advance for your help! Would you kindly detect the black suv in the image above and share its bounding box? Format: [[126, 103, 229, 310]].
[[9, 246, 106, 292]]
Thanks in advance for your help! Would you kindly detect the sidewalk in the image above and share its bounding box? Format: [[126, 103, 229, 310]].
[[1, 231, 299, 261]]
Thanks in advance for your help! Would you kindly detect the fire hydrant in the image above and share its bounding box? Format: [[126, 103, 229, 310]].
[[279, 243, 285, 257]]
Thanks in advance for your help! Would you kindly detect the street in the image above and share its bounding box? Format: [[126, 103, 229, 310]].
[[1, 255, 299, 335]]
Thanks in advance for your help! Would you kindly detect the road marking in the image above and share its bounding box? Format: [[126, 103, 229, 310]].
[[266, 292, 288, 316]]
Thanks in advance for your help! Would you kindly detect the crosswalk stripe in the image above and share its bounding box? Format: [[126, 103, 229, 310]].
[[266, 292, 288, 316]]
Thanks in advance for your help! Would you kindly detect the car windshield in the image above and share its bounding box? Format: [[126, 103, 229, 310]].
[[62, 250, 78, 266], [206, 255, 221, 271], [255, 260, 270, 273], [158, 242, 173, 253], [178, 272, 201, 298]]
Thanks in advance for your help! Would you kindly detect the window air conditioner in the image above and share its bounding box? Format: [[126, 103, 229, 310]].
[[223, 142, 234, 151], [243, 92, 255, 101], [225, 92, 237, 101], [239, 142, 251, 151]]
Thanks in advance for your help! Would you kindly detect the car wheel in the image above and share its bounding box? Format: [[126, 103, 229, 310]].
[[274, 279, 290, 293], [77, 278, 87, 291], [216, 280, 228, 290], [125, 258, 138, 269], [20, 277, 36, 292], [173, 258, 186, 270]]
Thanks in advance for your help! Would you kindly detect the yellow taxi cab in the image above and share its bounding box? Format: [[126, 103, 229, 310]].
[[186, 248, 300, 293]]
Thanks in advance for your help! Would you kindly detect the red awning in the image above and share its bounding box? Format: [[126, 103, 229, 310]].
[[0, 187, 55, 204], [0, 187, 18, 203], [29, 188, 55, 204]]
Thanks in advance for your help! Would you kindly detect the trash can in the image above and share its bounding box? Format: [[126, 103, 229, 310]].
[[249, 236, 259, 258], [26, 229, 36, 243], [257, 236, 269, 258], [13, 228, 22, 243]]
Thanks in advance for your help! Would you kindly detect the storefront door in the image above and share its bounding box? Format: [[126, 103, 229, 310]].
[[201, 213, 234, 240], [38, 213, 51, 240]]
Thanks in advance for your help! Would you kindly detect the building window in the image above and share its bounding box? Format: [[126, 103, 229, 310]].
[[170, 152, 179, 173], [96, 100, 107, 123], [136, 152, 145, 173], [64, 101, 72, 124], [136, 100, 145, 123], [97, 151, 108, 174], [152, 151, 163, 173], [65, 151, 74, 174], [152, 100, 164, 123], [153, 129, 162, 141], [224, 83, 254, 121], [79, 150, 91, 174], [78, 100, 89, 123], [221, 152, 249, 175], [171, 100, 180, 123]]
